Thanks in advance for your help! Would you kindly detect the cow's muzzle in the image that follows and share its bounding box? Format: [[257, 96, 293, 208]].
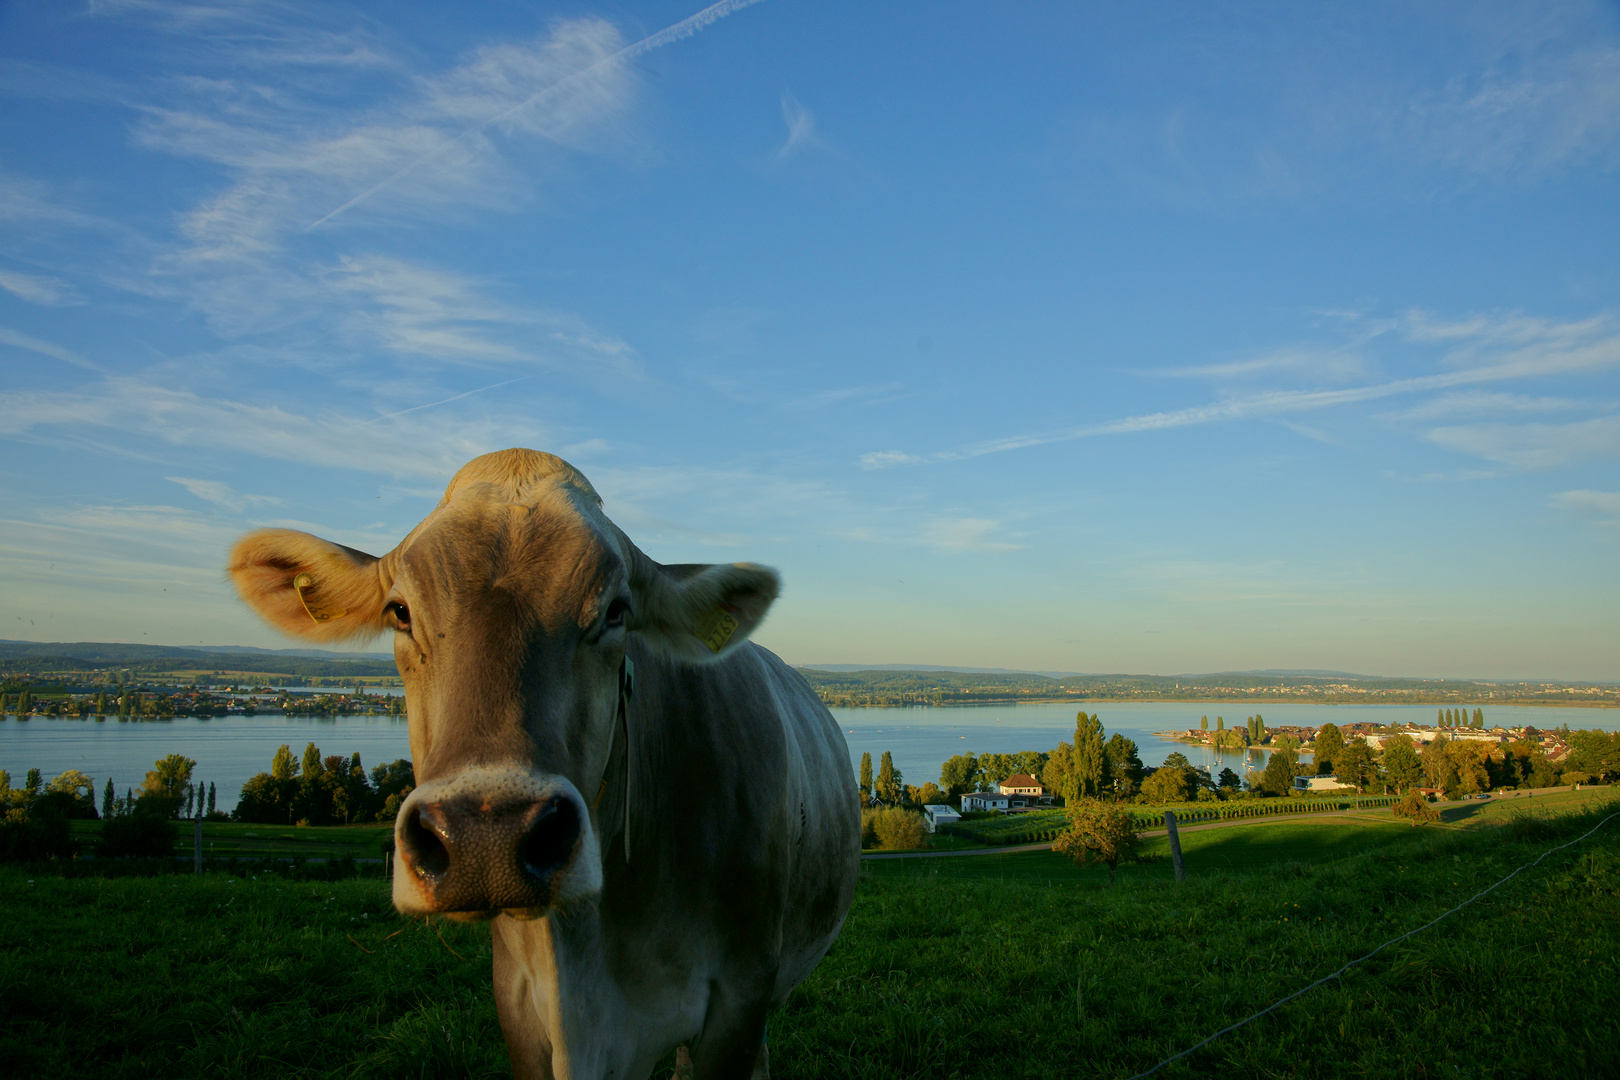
[[392, 770, 600, 918]]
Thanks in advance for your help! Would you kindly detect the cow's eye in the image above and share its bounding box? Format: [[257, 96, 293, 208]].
[[603, 598, 629, 628], [386, 602, 412, 633]]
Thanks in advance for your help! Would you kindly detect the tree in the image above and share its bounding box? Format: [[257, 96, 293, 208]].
[[1382, 736, 1422, 793], [1013, 750, 1049, 778], [1259, 748, 1298, 796], [858, 752, 873, 798], [1392, 789, 1439, 827], [207, 781, 217, 816], [369, 759, 415, 802], [1338, 739, 1378, 793], [271, 744, 298, 781], [142, 754, 196, 806], [1313, 723, 1344, 777], [301, 742, 324, 780], [1421, 734, 1453, 789], [101, 777, 116, 819], [1200, 715, 1208, 731], [1215, 716, 1224, 731], [1217, 767, 1241, 791], [1437, 708, 1444, 728], [1072, 712, 1105, 800], [918, 782, 945, 807], [1052, 799, 1141, 883], [235, 772, 295, 824], [875, 751, 901, 805], [1565, 729, 1620, 781], [1102, 733, 1142, 800], [1140, 766, 1190, 804], [1042, 742, 1073, 795]]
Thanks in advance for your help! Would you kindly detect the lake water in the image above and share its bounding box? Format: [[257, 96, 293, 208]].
[[2, 701, 1614, 805]]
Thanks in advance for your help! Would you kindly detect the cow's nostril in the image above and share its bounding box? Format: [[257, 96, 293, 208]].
[[403, 802, 452, 881], [519, 798, 580, 885]]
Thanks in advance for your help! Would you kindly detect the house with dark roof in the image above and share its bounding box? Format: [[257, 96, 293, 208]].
[[998, 773, 1045, 796]]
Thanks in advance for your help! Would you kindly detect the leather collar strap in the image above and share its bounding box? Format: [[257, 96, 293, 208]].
[[593, 656, 635, 863]]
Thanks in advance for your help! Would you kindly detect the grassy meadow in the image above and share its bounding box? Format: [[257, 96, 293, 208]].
[[3, 791, 1617, 1079]]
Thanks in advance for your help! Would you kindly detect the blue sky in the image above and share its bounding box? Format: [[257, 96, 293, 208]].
[[2, 0, 1619, 679]]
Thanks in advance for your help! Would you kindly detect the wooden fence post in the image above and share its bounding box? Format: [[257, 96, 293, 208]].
[[1164, 809, 1185, 883]]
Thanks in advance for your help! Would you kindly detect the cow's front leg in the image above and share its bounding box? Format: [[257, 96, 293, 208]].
[[691, 984, 772, 1080], [494, 918, 556, 1080]]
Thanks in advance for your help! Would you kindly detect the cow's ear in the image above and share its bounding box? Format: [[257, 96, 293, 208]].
[[630, 561, 780, 663], [228, 529, 391, 643]]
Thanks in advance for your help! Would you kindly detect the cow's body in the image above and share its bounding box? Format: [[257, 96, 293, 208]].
[[493, 640, 856, 1079], [228, 450, 859, 1079]]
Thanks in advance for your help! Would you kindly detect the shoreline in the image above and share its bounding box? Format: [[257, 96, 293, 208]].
[[825, 697, 1619, 710]]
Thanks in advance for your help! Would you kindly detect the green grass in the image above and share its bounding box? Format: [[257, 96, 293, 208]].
[[5, 793, 1619, 1078], [68, 819, 396, 860]]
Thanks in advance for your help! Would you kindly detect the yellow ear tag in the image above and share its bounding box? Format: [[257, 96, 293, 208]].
[[693, 608, 739, 654], [293, 572, 346, 624]]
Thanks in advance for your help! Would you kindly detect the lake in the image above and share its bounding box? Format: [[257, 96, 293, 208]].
[[2, 701, 1614, 805]]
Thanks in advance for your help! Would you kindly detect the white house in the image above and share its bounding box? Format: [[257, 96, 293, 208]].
[[921, 804, 961, 832], [1293, 775, 1350, 793], [961, 785, 1049, 813], [960, 790, 1013, 813]]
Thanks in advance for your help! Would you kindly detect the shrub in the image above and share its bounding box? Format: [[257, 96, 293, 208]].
[[0, 805, 75, 861], [870, 808, 930, 851], [98, 811, 178, 859], [1392, 789, 1440, 828]]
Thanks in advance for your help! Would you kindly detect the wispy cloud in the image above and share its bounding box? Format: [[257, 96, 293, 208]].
[[0, 269, 83, 306], [305, 0, 768, 230], [166, 477, 281, 512], [1154, 346, 1371, 384], [0, 378, 548, 479], [1428, 415, 1620, 469], [326, 255, 639, 373], [1551, 489, 1620, 523], [776, 90, 824, 160], [0, 325, 98, 370], [1381, 389, 1586, 421], [922, 518, 1022, 552], [862, 310, 1620, 468]]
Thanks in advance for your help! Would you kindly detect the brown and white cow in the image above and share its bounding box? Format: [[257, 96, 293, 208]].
[[228, 449, 859, 1079]]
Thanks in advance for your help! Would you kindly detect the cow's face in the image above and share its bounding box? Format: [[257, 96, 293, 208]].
[[227, 450, 778, 920]]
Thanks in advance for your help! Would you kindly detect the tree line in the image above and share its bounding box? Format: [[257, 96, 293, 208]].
[[0, 744, 417, 862], [234, 744, 414, 826], [920, 713, 1620, 811]]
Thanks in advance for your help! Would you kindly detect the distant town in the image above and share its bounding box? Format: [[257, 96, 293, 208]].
[[799, 667, 1620, 708]]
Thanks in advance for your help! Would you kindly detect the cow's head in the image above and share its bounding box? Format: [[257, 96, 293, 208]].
[[227, 450, 778, 919]]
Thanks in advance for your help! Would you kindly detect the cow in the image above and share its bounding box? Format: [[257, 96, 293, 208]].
[[227, 449, 860, 1079]]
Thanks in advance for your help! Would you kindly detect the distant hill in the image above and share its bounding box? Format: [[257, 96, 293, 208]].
[[0, 640, 395, 678], [801, 663, 1085, 678]]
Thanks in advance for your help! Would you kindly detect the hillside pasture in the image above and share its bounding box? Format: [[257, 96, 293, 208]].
[[2, 794, 1616, 1078]]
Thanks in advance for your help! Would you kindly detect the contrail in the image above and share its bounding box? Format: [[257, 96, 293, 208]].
[[307, 0, 767, 231], [366, 377, 528, 423]]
